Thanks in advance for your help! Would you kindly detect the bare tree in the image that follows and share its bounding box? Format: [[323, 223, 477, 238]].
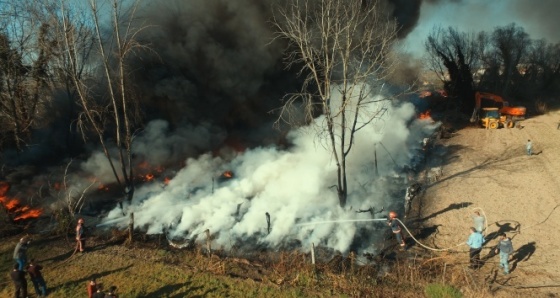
[[491, 23, 531, 96], [273, 0, 399, 207], [425, 26, 485, 114], [0, 1, 55, 153], [524, 39, 560, 97], [59, 0, 150, 206]]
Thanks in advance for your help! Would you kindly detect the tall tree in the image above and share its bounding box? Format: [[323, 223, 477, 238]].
[[273, 0, 399, 207], [425, 27, 483, 114], [59, 0, 149, 205], [491, 23, 531, 96], [0, 2, 55, 153]]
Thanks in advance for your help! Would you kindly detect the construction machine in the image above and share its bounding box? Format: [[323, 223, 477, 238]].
[[470, 92, 526, 129]]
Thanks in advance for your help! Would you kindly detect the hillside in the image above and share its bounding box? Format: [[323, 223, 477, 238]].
[[2, 111, 560, 298]]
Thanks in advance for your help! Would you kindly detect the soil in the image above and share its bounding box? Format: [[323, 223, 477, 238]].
[[415, 110, 560, 296]]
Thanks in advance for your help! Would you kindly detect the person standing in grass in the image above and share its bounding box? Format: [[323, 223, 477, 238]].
[[13, 236, 30, 271], [76, 218, 86, 253], [87, 279, 98, 298], [26, 259, 47, 297], [10, 263, 28, 298], [92, 283, 105, 298], [104, 285, 118, 298]]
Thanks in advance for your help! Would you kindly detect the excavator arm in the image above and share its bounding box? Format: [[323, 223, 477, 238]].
[[471, 92, 526, 123]]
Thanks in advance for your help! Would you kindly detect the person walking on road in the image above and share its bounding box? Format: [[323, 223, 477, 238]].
[[471, 211, 486, 234], [466, 227, 485, 269], [495, 233, 514, 275], [526, 139, 532, 156]]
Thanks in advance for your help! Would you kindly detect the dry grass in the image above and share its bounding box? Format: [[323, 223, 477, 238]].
[[0, 229, 534, 298]]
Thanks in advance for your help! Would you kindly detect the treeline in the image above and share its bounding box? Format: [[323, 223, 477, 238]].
[[425, 23, 560, 115], [0, 0, 145, 206], [0, 0, 142, 176]]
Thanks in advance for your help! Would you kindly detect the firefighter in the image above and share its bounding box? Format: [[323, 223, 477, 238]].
[[76, 218, 86, 253], [387, 211, 406, 248]]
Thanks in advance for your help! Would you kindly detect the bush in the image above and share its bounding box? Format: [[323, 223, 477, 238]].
[[424, 283, 462, 298]]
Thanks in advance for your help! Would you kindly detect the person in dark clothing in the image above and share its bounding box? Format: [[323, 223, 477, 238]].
[[10, 263, 28, 298], [105, 285, 118, 298], [26, 259, 47, 297], [13, 237, 30, 271], [387, 211, 406, 248], [91, 283, 105, 298]]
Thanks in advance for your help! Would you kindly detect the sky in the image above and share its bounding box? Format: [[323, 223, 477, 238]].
[[402, 0, 560, 57]]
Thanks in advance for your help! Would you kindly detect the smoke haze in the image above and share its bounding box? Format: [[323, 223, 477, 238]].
[[99, 95, 438, 253], [85, 0, 439, 254]]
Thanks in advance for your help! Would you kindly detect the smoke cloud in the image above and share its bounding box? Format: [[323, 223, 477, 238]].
[[129, 0, 428, 151], [79, 0, 439, 254], [101, 91, 438, 254]]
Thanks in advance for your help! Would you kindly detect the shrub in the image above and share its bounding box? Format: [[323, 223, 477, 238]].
[[424, 283, 462, 298], [535, 100, 548, 114]]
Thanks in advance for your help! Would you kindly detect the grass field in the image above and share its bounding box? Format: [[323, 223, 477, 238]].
[[1, 231, 335, 297], [0, 225, 501, 298]]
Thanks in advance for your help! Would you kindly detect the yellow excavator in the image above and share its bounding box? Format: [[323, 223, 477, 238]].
[[470, 92, 526, 129]]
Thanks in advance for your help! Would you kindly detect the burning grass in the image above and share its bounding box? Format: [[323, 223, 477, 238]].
[[0, 181, 43, 223]]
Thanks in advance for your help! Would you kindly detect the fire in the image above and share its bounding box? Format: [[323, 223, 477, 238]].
[[163, 177, 171, 185], [98, 184, 109, 191], [14, 208, 43, 220], [418, 110, 432, 120], [0, 181, 43, 221], [145, 173, 154, 181], [222, 171, 234, 178]]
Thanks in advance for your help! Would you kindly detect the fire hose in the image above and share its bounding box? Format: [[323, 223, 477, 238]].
[[297, 218, 466, 252], [394, 218, 466, 252]]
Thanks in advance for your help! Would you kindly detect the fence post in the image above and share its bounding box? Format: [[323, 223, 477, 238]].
[[205, 229, 211, 255]]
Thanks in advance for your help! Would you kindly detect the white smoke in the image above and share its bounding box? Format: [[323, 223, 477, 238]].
[[100, 91, 439, 254]]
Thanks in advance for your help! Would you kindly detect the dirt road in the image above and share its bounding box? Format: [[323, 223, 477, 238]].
[[419, 111, 560, 296]]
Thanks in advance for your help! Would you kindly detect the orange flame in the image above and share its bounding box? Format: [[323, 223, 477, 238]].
[[163, 177, 171, 185], [145, 173, 154, 181], [222, 171, 234, 178], [0, 184, 43, 221], [418, 110, 432, 120], [14, 208, 43, 220]]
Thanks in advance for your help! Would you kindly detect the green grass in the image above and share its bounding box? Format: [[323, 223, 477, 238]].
[[1, 232, 500, 298], [424, 283, 462, 298], [0, 234, 339, 297]]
